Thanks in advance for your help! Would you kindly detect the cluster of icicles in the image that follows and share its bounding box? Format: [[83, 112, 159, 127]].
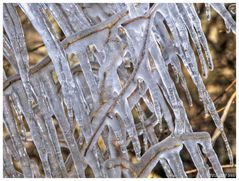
[[3, 3, 236, 178]]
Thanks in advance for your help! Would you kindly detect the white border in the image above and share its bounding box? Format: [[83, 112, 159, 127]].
[[0, 1, 237, 180]]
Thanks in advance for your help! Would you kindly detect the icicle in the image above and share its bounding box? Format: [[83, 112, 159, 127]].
[[160, 158, 175, 178], [39, 73, 86, 177], [3, 4, 34, 104], [4, 2, 235, 178], [3, 139, 23, 178], [107, 114, 128, 155], [167, 3, 202, 83], [30, 159, 42, 178], [163, 4, 233, 164], [142, 95, 154, 112], [184, 140, 210, 177], [33, 77, 68, 176], [9, 96, 27, 141], [126, 3, 149, 18], [77, 52, 100, 108], [155, 70, 193, 134], [3, 34, 19, 73], [35, 114, 64, 178], [145, 66, 175, 132], [153, 12, 193, 105], [205, 3, 211, 21], [148, 33, 183, 134], [91, 45, 105, 65], [58, 3, 91, 31], [46, 3, 75, 36], [134, 3, 149, 16], [93, 146, 106, 177], [3, 69, 7, 82], [123, 100, 141, 160], [74, 76, 91, 115], [11, 86, 52, 177], [135, 136, 182, 177], [20, 4, 77, 132], [197, 133, 225, 178], [3, 95, 33, 177], [163, 149, 187, 178], [85, 151, 102, 177], [138, 71, 163, 132], [113, 99, 140, 160], [135, 103, 149, 151], [201, 88, 234, 165], [175, 4, 208, 78], [127, 4, 138, 18], [107, 127, 123, 177], [211, 3, 236, 34], [184, 3, 214, 71], [146, 125, 158, 145], [4, 137, 20, 161]]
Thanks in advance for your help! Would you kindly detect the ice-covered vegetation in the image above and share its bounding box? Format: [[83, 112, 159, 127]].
[[3, 3, 236, 178]]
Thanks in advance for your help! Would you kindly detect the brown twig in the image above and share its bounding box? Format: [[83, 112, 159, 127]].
[[196, 80, 236, 117], [212, 91, 236, 142], [186, 164, 236, 174], [84, 9, 156, 156]]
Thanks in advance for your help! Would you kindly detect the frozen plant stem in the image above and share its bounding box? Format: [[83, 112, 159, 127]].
[[3, 3, 236, 178]]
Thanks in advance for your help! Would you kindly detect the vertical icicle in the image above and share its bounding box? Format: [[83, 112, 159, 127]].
[[205, 3, 211, 21], [33, 114, 63, 177], [107, 128, 122, 177], [175, 4, 208, 78], [123, 99, 142, 160], [159, 158, 175, 178], [47, 3, 100, 109], [3, 139, 23, 178], [211, 3, 236, 34], [10, 95, 27, 141], [3, 95, 33, 177], [30, 159, 42, 178], [138, 71, 163, 132], [164, 151, 187, 178], [40, 73, 86, 177], [32, 77, 68, 177], [184, 141, 210, 177], [3, 34, 19, 73], [3, 5, 55, 177], [184, 3, 214, 70], [198, 134, 225, 178], [3, 4, 34, 103], [85, 151, 103, 177], [20, 3, 76, 131], [47, 3, 100, 128], [56, 3, 90, 31], [77, 52, 100, 108], [148, 33, 184, 134], [107, 114, 128, 156], [11, 86, 52, 177], [153, 11, 194, 105], [169, 4, 233, 165], [135, 103, 149, 151], [4, 137, 20, 161]]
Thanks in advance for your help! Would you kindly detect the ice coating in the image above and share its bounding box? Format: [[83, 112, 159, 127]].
[[3, 3, 235, 178]]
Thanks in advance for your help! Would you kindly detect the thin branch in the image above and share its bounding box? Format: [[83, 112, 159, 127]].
[[212, 91, 236, 142], [84, 10, 156, 156], [186, 164, 236, 175], [196, 80, 236, 116]]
